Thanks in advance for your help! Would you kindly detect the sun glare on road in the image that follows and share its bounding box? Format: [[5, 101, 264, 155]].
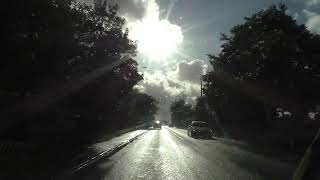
[[128, 16, 183, 60]]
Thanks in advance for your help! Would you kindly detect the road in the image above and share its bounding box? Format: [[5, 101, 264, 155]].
[[68, 126, 296, 180]]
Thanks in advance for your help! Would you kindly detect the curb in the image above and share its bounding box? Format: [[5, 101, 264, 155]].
[[167, 127, 244, 145], [58, 130, 149, 180]]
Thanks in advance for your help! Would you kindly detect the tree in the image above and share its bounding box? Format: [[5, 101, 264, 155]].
[[203, 4, 320, 144], [193, 97, 210, 122], [114, 90, 158, 128], [4, 0, 138, 96], [3, 1, 159, 178], [4, 0, 78, 94], [2, 0, 153, 144], [170, 99, 193, 127]]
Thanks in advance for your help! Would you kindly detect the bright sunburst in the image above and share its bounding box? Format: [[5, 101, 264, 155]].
[[128, 14, 183, 60]]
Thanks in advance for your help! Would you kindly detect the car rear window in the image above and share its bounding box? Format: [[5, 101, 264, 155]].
[[192, 122, 208, 127]]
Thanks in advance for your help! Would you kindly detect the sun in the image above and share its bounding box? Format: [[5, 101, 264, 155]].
[[129, 18, 183, 60]]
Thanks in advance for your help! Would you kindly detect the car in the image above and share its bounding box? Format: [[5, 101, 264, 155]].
[[187, 121, 212, 139], [153, 120, 162, 129]]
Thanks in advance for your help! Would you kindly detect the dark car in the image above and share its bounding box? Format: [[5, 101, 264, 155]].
[[153, 121, 162, 129], [188, 121, 212, 139]]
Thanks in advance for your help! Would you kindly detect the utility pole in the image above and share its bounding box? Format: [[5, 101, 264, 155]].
[[200, 76, 203, 97]]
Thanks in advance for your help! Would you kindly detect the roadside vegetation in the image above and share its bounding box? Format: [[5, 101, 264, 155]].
[[3, 0, 158, 178], [170, 4, 320, 155]]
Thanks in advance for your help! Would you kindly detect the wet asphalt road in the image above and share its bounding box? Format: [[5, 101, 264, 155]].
[[69, 126, 295, 180]]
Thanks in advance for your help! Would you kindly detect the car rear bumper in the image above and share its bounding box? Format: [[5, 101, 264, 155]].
[[191, 131, 211, 137]]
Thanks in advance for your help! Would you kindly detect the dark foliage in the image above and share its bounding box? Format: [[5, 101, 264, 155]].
[[3, 0, 158, 145], [170, 98, 193, 127], [202, 4, 320, 149]]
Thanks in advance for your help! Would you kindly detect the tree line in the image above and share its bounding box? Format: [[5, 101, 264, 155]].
[[3, 0, 158, 145], [170, 4, 320, 151]]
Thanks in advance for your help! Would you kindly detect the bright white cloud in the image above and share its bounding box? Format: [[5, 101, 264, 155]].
[[134, 59, 208, 119], [128, 19, 183, 59], [115, 0, 189, 119], [135, 69, 201, 98], [303, 9, 320, 34], [119, 0, 183, 60]]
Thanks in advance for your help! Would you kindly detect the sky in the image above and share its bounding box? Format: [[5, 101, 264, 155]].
[[78, 0, 320, 121]]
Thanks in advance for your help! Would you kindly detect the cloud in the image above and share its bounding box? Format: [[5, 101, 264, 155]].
[[78, 0, 162, 22], [114, 0, 192, 120], [305, 0, 320, 6], [116, 0, 148, 20], [303, 9, 320, 34], [134, 59, 208, 119], [176, 60, 208, 83], [135, 69, 200, 98], [116, 0, 159, 22], [77, 0, 183, 58], [119, 0, 183, 60], [302, 0, 320, 34], [167, 79, 182, 88]]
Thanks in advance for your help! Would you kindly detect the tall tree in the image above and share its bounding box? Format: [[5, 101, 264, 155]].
[[193, 97, 210, 122], [3, 0, 151, 143], [170, 99, 193, 127], [114, 90, 158, 128], [203, 4, 320, 142]]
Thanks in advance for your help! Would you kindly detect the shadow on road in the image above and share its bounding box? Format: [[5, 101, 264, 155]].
[[218, 139, 299, 164], [66, 158, 114, 180], [191, 136, 214, 140], [224, 149, 295, 180]]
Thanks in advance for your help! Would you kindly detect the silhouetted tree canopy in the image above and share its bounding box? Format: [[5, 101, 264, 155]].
[[3, 0, 158, 143], [170, 98, 193, 127], [203, 4, 320, 147], [193, 97, 210, 123]]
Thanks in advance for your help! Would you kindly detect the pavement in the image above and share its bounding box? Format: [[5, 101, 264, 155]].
[[66, 126, 297, 180]]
